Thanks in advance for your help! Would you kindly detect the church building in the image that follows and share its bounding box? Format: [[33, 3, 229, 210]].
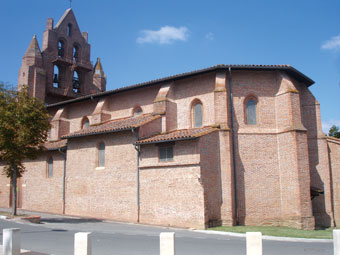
[[0, 9, 339, 230]]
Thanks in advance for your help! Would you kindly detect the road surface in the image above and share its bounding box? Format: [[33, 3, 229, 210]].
[[0, 216, 333, 255]]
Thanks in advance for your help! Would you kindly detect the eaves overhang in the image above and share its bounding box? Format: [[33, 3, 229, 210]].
[[62, 127, 132, 139]]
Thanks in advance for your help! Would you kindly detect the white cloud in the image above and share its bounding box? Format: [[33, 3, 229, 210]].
[[321, 35, 340, 50], [322, 119, 340, 134], [137, 26, 189, 45], [205, 32, 214, 41]]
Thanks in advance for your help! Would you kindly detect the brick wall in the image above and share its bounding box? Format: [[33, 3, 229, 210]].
[[173, 73, 215, 129], [65, 132, 138, 222], [139, 140, 206, 229], [299, 82, 334, 228], [199, 131, 221, 226], [328, 138, 340, 226], [229, 70, 314, 229], [21, 152, 64, 214], [0, 162, 10, 208]]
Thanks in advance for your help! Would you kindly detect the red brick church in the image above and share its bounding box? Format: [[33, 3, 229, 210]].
[[1, 8, 339, 230]]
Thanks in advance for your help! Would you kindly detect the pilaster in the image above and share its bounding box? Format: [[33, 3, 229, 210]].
[[90, 98, 111, 125], [213, 71, 234, 225], [275, 72, 314, 229], [50, 107, 70, 141], [153, 82, 177, 133]]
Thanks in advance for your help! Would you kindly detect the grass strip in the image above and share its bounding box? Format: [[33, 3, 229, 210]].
[[209, 226, 336, 239]]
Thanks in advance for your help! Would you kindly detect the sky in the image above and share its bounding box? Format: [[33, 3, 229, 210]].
[[0, 0, 339, 132]]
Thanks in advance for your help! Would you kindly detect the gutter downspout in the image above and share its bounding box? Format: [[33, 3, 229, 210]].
[[132, 128, 140, 223], [228, 67, 239, 225], [58, 148, 67, 215]]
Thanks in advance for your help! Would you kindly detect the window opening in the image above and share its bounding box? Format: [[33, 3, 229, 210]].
[[98, 142, 105, 167], [47, 128, 52, 140], [82, 117, 89, 129], [72, 71, 80, 93], [48, 157, 53, 178], [246, 99, 257, 125], [159, 146, 174, 162], [53, 65, 60, 88], [73, 45, 79, 62], [67, 24, 72, 37], [58, 41, 64, 58], [193, 102, 203, 127], [133, 106, 143, 116]]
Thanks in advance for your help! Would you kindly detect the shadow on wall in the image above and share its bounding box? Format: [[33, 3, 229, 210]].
[[301, 101, 332, 228], [300, 88, 332, 228], [232, 117, 246, 225]]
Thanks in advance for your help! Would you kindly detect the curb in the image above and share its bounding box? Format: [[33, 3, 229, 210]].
[[193, 230, 333, 243]]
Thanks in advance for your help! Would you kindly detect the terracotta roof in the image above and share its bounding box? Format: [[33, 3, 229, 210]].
[[24, 35, 42, 59], [43, 139, 67, 151], [327, 136, 340, 145], [136, 126, 218, 144], [63, 113, 161, 139], [47, 64, 314, 108]]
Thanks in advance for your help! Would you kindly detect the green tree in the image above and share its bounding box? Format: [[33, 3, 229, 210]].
[[0, 83, 50, 215], [328, 125, 340, 139]]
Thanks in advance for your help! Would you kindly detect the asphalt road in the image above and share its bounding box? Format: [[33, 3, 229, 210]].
[[0, 216, 333, 255]]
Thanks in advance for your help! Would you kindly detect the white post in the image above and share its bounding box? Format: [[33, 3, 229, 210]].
[[334, 229, 340, 255], [74, 232, 92, 255], [246, 232, 262, 255], [3, 228, 21, 255], [160, 232, 175, 255]]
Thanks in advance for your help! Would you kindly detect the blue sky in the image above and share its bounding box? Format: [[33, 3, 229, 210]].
[[0, 0, 339, 132]]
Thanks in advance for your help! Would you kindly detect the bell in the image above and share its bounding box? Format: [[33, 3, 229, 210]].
[[53, 74, 59, 84]]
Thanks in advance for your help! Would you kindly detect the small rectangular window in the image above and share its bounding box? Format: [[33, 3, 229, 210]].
[[48, 157, 53, 178], [159, 146, 174, 162], [98, 142, 105, 167]]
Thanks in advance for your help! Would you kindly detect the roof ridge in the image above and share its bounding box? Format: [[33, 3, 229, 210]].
[[55, 8, 72, 28]]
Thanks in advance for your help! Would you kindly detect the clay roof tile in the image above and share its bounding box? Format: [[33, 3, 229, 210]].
[[63, 113, 161, 139], [136, 126, 218, 144], [43, 139, 67, 151]]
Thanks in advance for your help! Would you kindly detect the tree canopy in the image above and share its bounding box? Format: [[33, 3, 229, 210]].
[[0, 83, 50, 178], [329, 125, 340, 139]]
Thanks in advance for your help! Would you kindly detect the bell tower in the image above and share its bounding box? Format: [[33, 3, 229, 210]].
[[18, 8, 106, 104]]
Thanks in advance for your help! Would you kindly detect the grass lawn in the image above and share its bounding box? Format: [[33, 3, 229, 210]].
[[209, 225, 336, 239]]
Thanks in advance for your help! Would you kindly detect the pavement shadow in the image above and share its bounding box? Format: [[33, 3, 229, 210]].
[[21, 252, 49, 255], [41, 217, 102, 224]]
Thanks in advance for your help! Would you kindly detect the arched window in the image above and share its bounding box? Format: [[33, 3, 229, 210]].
[[73, 45, 79, 62], [67, 24, 72, 37], [81, 117, 90, 129], [245, 97, 257, 125], [72, 71, 80, 93], [192, 101, 203, 127], [53, 65, 60, 88], [98, 142, 105, 167], [48, 157, 53, 178], [133, 106, 143, 116], [58, 40, 64, 58]]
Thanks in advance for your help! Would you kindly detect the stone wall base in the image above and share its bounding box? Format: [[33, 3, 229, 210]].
[[239, 216, 315, 230], [221, 219, 235, 227]]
